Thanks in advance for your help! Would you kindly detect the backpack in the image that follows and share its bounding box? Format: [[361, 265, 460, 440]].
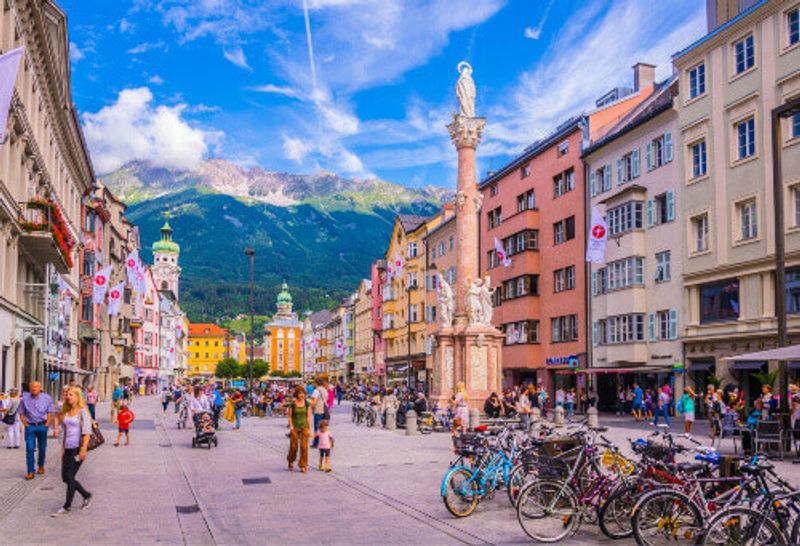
[[676, 398, 685, 414]]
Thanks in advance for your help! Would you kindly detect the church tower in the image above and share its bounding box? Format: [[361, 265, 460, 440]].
[[151, 217, 181, 300]]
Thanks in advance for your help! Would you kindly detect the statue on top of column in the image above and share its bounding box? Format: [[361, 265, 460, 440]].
[[456, 61, 476, 118]]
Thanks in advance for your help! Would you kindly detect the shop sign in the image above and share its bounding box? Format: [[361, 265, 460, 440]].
[[546, 355, 579, 368]]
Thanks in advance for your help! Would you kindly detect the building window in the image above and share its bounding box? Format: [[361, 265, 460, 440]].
[[597, 314, 645, 345], [553, 168, 575, 198], [616, 149, 640, 183], [689, 63, 705, 98], [409, 304, 419, 323], [551, 314, 578, 343], [651, 310, 678, 340], [553, 216, 575, 245], [487, 207, 502, 229], [737, 199, 758, 241], [646, 133, 673, 170], [82, 251, 95, 276], [691, 140, 707, 178], [793, 186, 800, 228], [557, 140, 569, 156], [516, 190, 535, 212], [700, 279, 740, 323], [607, 201, 644, 237], [521, 164, 531, 178], [449, 236, 455, 251], [504, 320, 539, 344], [736, 117, 756, 160], [790, 8, 800, 46], [733, 34, 755, 74], [786, 268, 800, 313], [408, 242, 418, 258], [590, 164, 612, 196], [81, 297, 92, 322], [595, 256, 643, 293], [692, 213, 709, 253], [554, 265, 575, 293], [793, 113, 800, 138], [502, 229, 538, 256], [655, 251, 671, 282], [648, 192, 675, 227], [502, 275, 538, 300]]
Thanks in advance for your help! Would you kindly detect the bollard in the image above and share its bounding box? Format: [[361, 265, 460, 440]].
[[405, 409, 418, 436], [587, 406, 599, 429], [554, 405, 565, 425], [386, 407, 397, 430], [469, 408, 480, 431]]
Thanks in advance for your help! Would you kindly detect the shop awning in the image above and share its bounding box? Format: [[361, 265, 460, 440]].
[[555, 367, 672, 375], [688, 362, 714, 372], [730, 361, 766, 371], [724, 344, 800, 362]]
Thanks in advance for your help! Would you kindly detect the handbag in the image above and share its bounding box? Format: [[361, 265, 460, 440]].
[[2, 412, 15, 425], [80, 411, 104, 450]]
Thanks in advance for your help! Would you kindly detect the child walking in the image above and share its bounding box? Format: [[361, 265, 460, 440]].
[[115, 404, 135, 446], [314, 420, 333, 472]]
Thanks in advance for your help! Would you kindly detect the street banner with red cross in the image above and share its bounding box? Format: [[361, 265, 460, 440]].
[[494, 237, 511, 267], [92, 265, 113, 305], [108, 281, 125, 316], [586, 206, 608, 264]]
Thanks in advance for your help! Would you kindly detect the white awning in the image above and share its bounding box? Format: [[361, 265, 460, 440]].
[[723, 345, 800, 362]]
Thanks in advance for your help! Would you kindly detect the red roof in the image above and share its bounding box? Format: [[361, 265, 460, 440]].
[[187, 323, 228, 337]]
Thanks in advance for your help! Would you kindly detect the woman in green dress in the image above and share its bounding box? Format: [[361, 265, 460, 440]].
[[287, 386, 313, 473]]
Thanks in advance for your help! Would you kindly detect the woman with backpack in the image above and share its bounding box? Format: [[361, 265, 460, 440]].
[[51, 387, 93, 517], [2, 389, 22, 448], [677, 386, 697, 436]]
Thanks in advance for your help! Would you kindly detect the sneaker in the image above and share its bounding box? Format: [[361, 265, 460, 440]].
[[325, 467, 331, 473], [51, 508, 70, 517], [24, 473, 34, 480], [81, 495, 92, 510]]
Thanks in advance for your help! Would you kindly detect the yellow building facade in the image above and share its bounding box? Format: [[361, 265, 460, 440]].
[[187, 323, 230, 378], [264, 282, 302, 374]]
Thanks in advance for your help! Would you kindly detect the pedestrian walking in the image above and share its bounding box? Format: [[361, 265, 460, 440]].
[[706, 385, 722, 443], [18, 381, 52, 479], [565, 388, 575, 417], [652, 387, 671, 427], [110, 383, 122, 423], [287, 387, 312, 473], [314, 420, 333, 472], [160, 387, 171, 414], [211, 385, 224, 428], [452, 382, 469, 434], [114, 404, 135, 446], [632, 383, 644, 421], [231, 389, 244, 430], [677, 386, 697, 436], [51, 387, 92, 517], [335, 383, 343, 406], [310, 379, 329, 447], [517, 386, 532, 431], [2, 388, 22, 449], [85, 386, 98, 420]]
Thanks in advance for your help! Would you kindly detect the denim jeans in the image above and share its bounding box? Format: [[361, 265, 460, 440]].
[[25, 424, 48, 474], [311, 413, 324, 447], [653, 407, 670, 427], [234, 409, 242, 429]]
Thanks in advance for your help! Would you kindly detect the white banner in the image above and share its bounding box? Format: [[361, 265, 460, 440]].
[[107, 281, 125, 316], [586, 206, 608, 264], [92, 265, 113, 305], [125, 250, 145, 293], [494, 237, 511, 267], [0, 47, 23, 144]]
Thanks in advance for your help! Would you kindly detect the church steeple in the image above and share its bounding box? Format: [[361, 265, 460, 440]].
[[151, 211, 181, 299]]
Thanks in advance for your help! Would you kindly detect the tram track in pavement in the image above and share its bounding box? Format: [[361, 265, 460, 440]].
[[239, 428, 497, 546]]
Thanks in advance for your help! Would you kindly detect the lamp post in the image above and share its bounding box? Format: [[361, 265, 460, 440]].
[[771, 97, 800, 423], [244, 248, 255, 400], [407, 280, 415, 391]]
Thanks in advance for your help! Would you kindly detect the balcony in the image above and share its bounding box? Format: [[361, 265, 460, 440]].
[[18, 198, 75, 274]]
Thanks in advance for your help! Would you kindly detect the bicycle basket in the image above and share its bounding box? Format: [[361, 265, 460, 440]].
[[524, 453, 570, 480], [452, 432, 485, 455], [601, 449, 635, 476]]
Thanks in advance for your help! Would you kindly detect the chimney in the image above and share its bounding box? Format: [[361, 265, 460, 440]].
[[633, 63, 656, 92]]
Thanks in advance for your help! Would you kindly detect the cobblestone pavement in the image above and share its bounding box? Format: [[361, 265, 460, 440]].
[[0, 397, 799, 545]]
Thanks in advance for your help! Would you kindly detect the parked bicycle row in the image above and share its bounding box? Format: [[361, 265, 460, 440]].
[[441, 419, 800, 545]]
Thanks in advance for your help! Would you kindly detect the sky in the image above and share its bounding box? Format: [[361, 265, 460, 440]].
[[61, 0, 707, 188]]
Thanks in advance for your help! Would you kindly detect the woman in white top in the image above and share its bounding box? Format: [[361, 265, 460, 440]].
[[189, 386, 211, 417], [453, 382, 470, 433], [52, 387, 93, 517], [2, 389, 22, 448]]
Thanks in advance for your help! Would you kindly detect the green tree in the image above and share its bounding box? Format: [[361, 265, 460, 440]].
[[753, 370, 779, 389], [240, 359, 270, 380], [271, 369, 285, 378], [215, 358, 242, 379]]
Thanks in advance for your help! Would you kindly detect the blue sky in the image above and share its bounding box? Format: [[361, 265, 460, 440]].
[[62, 0, 706, 188]]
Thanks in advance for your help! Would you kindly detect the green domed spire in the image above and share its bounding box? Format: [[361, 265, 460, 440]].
[[277, 281, 292, 305], [152, 218, 180, 254]]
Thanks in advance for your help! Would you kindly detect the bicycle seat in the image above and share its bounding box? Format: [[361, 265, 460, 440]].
[[677, 462, 706, 473], [739, 464, 769, 475]]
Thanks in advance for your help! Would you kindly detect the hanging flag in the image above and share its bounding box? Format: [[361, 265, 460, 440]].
[[586, 206, 608, 264], [107, 281, 125, 316], [92, 265, 113, 304], [494, 237, 511, 267], [393, 253, 404, 278], [386, 262, 394, 281], [126, 250, 145, 293], [335, 338, 344, 357], [0, 47, 23, 144]]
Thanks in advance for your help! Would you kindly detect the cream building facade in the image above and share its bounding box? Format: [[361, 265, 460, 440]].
[[353, 279, 373, 377], [675, 0, 800, 397], [0, 0, 94, 394]]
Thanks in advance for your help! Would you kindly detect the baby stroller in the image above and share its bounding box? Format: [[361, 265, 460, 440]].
[[191, 411, 218, 449]]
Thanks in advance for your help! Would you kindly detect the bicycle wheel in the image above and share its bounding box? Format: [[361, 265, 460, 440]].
[[442, 468, 480, 518], [598, 482, 644, 540], [366, 411, 375, 428], [516, 479, 580, 543], [632, 490, 704, 546], [702, 507, 787, 546], [506, 463, 529, 506]]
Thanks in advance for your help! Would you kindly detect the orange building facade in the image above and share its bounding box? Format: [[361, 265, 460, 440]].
[[264, 282, 302, 374]]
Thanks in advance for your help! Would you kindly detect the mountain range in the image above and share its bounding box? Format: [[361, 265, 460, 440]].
[[102, 159, 451, 321]]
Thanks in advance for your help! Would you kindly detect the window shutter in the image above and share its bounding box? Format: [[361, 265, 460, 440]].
[[669, 310, 678, 340], [645, 142, 653, 171], [590, 171, 597, 197], [666, 191, 675, 222], [603, 164, 611, 191], [591, 271, 598, 296], [616, 159, 623, 184], [632, 148, 640, 178], [647, 200, 654, 228], [592, 321, 598, 347], [648, 313, 656, 341], [664, 132, 673, 162]]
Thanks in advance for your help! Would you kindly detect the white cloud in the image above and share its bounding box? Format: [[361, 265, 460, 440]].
[[83, 87, 214, 173], [250, 84, 301, 99], [223, 47, 251, 70], [69, 42, 85, 62], [149, 75, 165, 85], [282, 135, 313, 162], [523, 0, 555, 40], [119, 19, 133, 33], [127, 41, 167, 54]]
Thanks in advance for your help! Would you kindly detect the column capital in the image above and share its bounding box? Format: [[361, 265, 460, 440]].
[[447, 114, 486, 150]]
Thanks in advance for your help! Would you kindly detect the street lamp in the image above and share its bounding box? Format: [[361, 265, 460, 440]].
[[771, 96, 800, 422], [407, 279, 416, 391], [244, 248, 255, 400]]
